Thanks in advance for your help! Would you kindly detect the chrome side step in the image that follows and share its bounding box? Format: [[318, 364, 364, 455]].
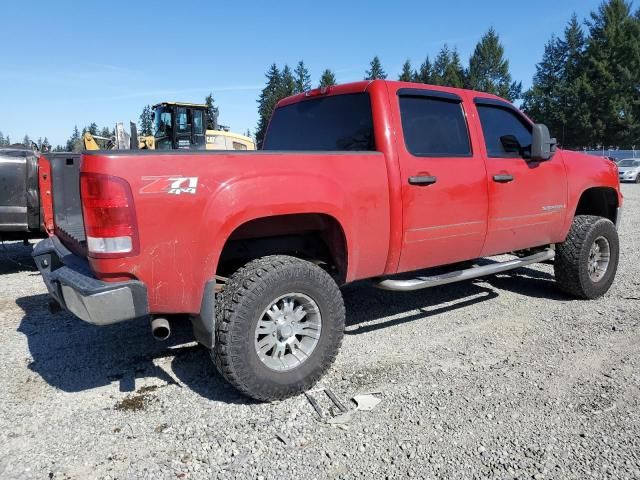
[[375, 248, 555, 292]]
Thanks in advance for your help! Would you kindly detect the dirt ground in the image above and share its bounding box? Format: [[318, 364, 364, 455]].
[[0, 185, 639, 480]]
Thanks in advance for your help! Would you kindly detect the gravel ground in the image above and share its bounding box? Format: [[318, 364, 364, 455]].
[[1, 184, 639, 480]]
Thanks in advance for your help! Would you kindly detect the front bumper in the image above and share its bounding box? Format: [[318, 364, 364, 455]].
[[32, 237, 148, 325]]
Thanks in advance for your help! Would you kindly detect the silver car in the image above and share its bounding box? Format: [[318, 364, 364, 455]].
[[618, 158, 640, 183]]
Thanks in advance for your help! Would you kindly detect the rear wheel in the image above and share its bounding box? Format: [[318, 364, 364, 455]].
[[213, 255, 345, 401], [554, 215, 619, 299], [635, 173, 640, 184]]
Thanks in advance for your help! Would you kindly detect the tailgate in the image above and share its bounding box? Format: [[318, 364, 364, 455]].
[[0, 148, 40, 232], [46, 152, 86, 249]]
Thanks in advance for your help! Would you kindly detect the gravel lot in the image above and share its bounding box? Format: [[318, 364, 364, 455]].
[[1, 184, 639, 480]]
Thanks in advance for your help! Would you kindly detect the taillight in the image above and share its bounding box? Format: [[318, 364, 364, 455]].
[[80, 173, 139, 258]]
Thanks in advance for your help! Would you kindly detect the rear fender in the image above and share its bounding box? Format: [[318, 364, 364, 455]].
[[197, 171, 355, 287]]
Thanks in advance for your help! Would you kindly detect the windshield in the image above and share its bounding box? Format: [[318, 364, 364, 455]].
[[263, 93, 375, 151], [619, 159, 640, 167], [154, 106, 173, 138]]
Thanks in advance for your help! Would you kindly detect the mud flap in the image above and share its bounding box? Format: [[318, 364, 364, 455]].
[[191, 279, 216, 349]]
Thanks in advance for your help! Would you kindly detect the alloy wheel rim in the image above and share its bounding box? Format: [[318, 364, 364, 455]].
[[588, 236, 610, 282], [254, 293, 322, 371]]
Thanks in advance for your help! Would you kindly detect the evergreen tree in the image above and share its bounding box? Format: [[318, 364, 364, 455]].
[[139, 105, 154, 135], [522, 35, 566, 137], [204, 94, 219, 130], [444, 49, 466, 88], [66, 126, 81, 152], [467, 28, 521, 101], [399, 59, 413, 81], [319, 69, 337, 87], [87, 123, 98, 135], [0, 131, 5, 146], [279, 65, 296, 98], [22, 134, 31, 147], [431, 45, 465, 87], [365, 56, 387, 80], [256, 63, 282, 148], [41, 137, 51, 152], [294, 60, 312, 93], [413, 57, 432, 83], [582, 0, 640, 147], [100, 126, 112, 138], [5, 135, 10, 146]]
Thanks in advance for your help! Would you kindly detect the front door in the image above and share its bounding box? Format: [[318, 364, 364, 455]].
[[393, 88, 489, 273], [473, 98, 567, 256]]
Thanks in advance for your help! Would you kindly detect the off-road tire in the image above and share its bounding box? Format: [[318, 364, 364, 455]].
[[213, 255, 345, 401], [554, 215, 619, 299]]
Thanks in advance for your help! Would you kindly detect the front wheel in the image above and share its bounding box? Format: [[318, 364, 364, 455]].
[[635, 173, 640, 184], [554, 215, 619, 299], [213, 255, 345, 401]]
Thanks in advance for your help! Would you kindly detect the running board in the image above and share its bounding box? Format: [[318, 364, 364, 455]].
[[375, 249, 555, 292]]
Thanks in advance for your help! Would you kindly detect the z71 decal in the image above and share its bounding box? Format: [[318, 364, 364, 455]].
[[140, 176, 199, 195]]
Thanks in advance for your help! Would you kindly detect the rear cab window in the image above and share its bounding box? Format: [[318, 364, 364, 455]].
[[263, 93, 375, 151]]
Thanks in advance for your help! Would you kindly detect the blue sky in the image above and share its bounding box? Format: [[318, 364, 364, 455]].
[[0, 0, 604, 147]]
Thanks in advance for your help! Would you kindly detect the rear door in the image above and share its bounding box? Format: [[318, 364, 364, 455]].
[[473, 98, 567, 256], [391, 87, 489, 272]]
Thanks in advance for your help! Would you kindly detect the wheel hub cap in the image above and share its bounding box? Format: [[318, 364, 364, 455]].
[[587, 236, 611, 282], [254, 293, 322, 371]]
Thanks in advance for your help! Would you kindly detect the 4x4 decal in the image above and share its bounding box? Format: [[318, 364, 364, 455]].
[[140, 176, 198, 195]]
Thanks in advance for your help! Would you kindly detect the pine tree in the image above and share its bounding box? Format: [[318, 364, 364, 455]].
[[22, 134, 31, 147], [5, 135, 10, 146], [204, 94, 219, 130], [365, 56, 387, 80], [467, 28, 521, 101], [319, 69, 337, 87], [583, 0, 640, 147], [444, 49, 466, 88], [294, 60, 312, 93], [139, 105, 154, 135], [399, 60, 413, 81], [413, 57, 432, 83], [0, 131, 5, 146], [100, 126, 112, 138], [279, 65, 296, 99], [66, 126, 81, 152], [41, 137, 51, 152], [256, 63, 282, 148]]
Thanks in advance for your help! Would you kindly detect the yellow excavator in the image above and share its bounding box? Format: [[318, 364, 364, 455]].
[[84, 102, 255, 151]]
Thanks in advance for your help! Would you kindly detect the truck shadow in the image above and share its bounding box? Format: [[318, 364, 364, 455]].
[[343, 263, 564, 335], [0, 241, 38, 274], [15, 294, 250, 405], [15, 263, 564, 403]]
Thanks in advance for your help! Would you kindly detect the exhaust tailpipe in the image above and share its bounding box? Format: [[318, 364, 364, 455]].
[[151, 317, 171, 341]]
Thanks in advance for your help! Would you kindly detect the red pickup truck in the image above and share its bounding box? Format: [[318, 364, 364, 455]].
[[34, 80, 622, 401]]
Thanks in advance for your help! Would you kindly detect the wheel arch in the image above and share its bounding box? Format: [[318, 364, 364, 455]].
[[215, 212, 349, 284], [573, 186, 619, 225]]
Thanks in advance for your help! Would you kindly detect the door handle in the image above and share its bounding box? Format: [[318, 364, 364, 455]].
[[408, 175, 437, 186], [493, 174, 514, 183]]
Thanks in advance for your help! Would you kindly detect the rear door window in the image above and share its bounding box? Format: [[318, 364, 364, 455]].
[[263, 93, 375, 151], [399, 95, 471, 156]]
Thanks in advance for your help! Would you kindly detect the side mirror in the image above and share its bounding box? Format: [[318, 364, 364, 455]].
[[530, 124, 557, 161]]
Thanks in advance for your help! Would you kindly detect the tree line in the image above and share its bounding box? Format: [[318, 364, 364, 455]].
[[0, 131, 51, 151], [523, 0, 640, 148], [254, 28, 522, 147], [255, 0, 640, 150]]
